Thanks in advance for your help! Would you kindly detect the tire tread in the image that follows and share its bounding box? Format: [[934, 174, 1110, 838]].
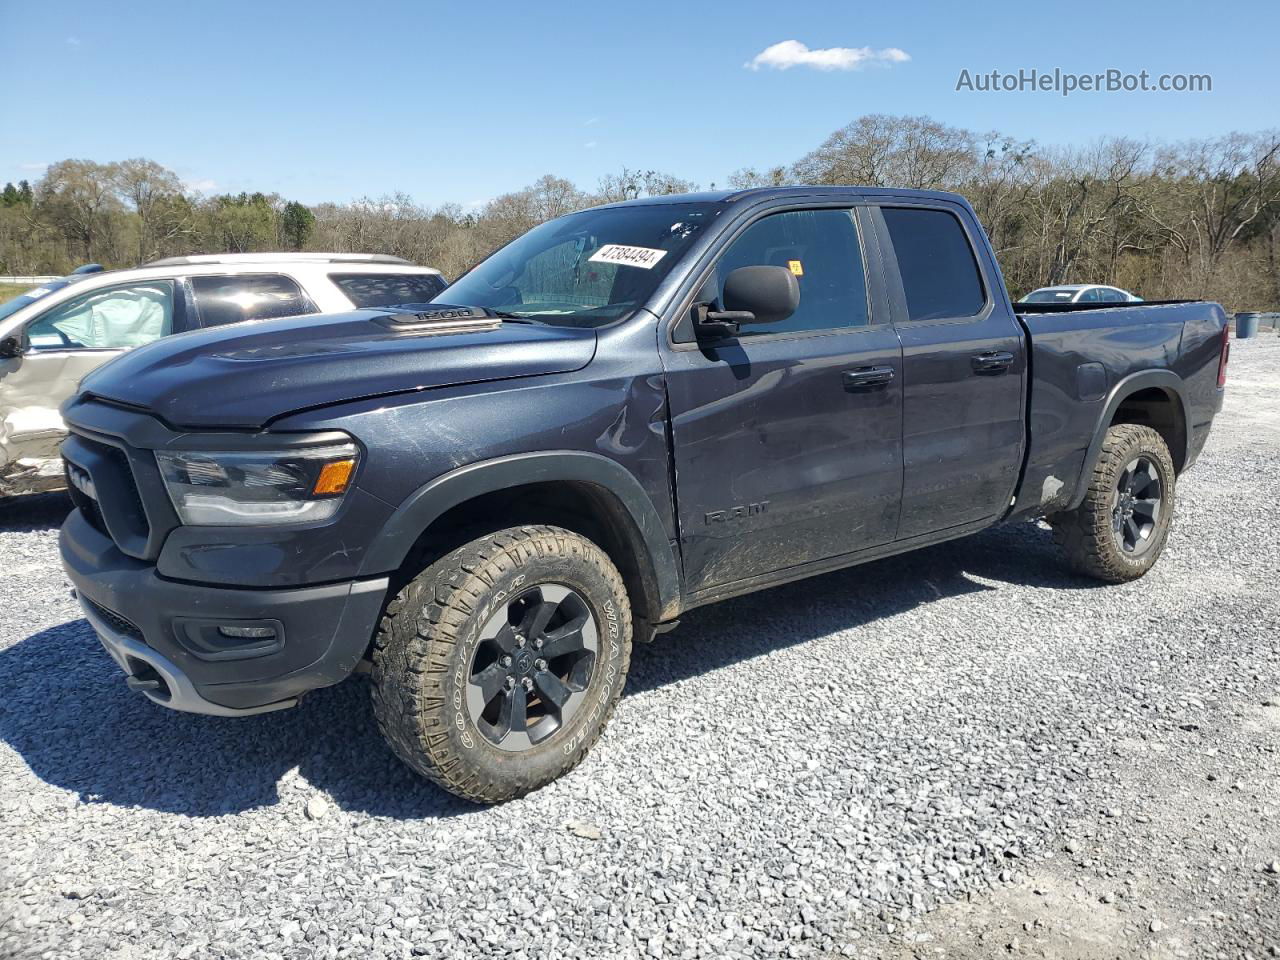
[[1052, 423, 1175, 583], [370, 525, 632, 803]]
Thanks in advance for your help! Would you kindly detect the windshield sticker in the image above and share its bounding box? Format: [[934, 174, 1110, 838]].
[[787, 260, 804, 277], [589, 244, 668, 269]]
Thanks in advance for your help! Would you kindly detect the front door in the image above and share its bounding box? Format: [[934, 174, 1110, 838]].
[[661, 207, 904, 596], [0, 280, 177, 490]]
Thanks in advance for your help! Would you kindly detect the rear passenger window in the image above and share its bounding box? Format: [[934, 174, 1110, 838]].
[[330, 272, 448, 308], [881, 207, 986, 321], [191, 274, 316, 327], [715, 209, 868, 337]]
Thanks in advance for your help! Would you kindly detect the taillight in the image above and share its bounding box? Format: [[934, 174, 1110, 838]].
[[1217, 323, 1230, 388]]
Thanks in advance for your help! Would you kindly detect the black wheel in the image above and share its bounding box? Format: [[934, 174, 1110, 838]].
[[1052, 424, 1176, 583], [371, 525, 632, 803]]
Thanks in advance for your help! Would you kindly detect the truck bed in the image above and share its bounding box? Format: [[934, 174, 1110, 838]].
[[1010, 300, 1228, 520]]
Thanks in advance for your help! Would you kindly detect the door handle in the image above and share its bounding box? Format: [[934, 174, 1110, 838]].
[[971, 350, 1015, 374], [842, 365, 895, 390]]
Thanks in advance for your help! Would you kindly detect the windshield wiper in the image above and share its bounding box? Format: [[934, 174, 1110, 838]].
[[484, 309, 541, 324]]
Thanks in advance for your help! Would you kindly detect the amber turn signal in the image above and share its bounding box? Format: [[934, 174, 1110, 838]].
[[312, 458, 356, 496]]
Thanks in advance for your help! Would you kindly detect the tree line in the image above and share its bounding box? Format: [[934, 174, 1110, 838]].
[[3, 114, 1278, 310]]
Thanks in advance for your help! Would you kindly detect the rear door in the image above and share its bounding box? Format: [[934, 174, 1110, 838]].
[[661, 204, 904, 596], [872, 204, 1026, 539]]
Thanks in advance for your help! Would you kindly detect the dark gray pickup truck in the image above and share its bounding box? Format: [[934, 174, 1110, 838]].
[[58, 187, 1229, 802]]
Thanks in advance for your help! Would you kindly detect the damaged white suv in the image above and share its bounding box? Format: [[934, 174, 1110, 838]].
[[0, 254, 446, 497]]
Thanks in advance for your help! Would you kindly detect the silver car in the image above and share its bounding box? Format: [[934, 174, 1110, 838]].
[[1018, 283, 1143, 304], [0, 254, 446, 496]]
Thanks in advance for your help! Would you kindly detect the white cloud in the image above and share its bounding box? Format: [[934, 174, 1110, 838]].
[[183, 178, 217, 193], [745, 40, 910, 72], [19, 162, 46, 172], [583, 117, 600, 127], [584, 140, 598, 150], [66, 36, 81, 46]]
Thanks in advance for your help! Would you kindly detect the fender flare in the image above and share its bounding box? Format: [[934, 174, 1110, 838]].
[[359, 450, 682, 619], [1066, 369, 1190, 511]]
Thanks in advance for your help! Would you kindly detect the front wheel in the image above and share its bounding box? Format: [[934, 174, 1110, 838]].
[[371, 525, 632, 803], [1052, 424, 1177, 583]]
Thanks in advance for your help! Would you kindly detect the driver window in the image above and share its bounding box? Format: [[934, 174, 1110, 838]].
[[26, 282, 174, 351], [715, 209, 868, 337]]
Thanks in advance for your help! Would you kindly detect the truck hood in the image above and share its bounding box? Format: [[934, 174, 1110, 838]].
[[78, 308, 598, 429]]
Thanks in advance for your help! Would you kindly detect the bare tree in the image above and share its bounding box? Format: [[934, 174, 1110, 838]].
[[113, 158, 192, 263]]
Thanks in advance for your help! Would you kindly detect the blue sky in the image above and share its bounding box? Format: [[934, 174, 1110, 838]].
[[4, 0, 1277, 207]]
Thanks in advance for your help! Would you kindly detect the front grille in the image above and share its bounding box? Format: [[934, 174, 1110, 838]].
[[84, 596, 144, 642], [104, 445, 146, 519], [65, 464, 110, 537], [62, 432, 152, 556]]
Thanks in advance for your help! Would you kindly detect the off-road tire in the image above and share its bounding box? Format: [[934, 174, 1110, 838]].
[[1052, 424, 1176, 583], [371, 525, 632, 803]]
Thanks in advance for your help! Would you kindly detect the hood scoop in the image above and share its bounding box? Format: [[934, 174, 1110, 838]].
[[376, 305, 502, 331]]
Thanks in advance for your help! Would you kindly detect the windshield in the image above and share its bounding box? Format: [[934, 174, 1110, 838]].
[[0, 276, 81, 322], [1020, 288, 1076, 303], [437, 202, 721, 327]]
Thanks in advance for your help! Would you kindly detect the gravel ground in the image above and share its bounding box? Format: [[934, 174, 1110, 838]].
[[2, 337, 1279, 960]]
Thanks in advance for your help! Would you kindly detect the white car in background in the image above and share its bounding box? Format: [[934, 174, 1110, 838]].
[[0, 253, 447, 497], [1018, 284, 1144, 305]]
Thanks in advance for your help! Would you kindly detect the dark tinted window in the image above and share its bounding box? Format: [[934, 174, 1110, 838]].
[[1078, 287, 1102, 302], [881, 207, 985, 321], [716, 209, 867, 337], [1097, 287, 1125, 302], [331, 272, 447, 308], [191, 274, 316, 327]]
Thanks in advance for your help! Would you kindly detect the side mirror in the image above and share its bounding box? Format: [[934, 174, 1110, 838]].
[[696, 265, 800, 338], [0, 332, 27, 359]]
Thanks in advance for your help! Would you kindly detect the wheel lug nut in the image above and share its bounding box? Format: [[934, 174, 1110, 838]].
[[532, 637, 543, 650], [500, 655, 512, 667], [534, 658, 547, 672], [504, 675, 516, 690], [522, 677, 534, 691], [515, 635, 526, 648]]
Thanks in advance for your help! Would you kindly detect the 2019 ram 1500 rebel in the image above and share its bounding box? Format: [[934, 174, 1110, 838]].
[[58, 187, 1229, 802]]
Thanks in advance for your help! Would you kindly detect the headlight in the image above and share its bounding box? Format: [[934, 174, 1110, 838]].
[[155, 443, 359, 526]]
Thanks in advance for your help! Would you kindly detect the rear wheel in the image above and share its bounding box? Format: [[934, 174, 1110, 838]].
[[1052, 424, 1176, 583], [371, 525, 632, 803]]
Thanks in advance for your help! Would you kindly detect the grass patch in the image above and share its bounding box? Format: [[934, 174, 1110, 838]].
[[0, 282, 35, 302]]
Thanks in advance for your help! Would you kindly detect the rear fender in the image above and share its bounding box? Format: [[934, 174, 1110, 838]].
[[1066, 369, 1189, 511]]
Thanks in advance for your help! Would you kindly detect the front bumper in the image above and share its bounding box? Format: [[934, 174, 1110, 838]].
[[60, 508, 389, 715]]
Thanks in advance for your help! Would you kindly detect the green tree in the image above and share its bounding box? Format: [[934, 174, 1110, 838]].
[[198, 192, 279, 252], [278, 201, 315, 250]]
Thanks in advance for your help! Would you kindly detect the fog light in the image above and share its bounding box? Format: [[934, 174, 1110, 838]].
[[217, 625, 278, 640]]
